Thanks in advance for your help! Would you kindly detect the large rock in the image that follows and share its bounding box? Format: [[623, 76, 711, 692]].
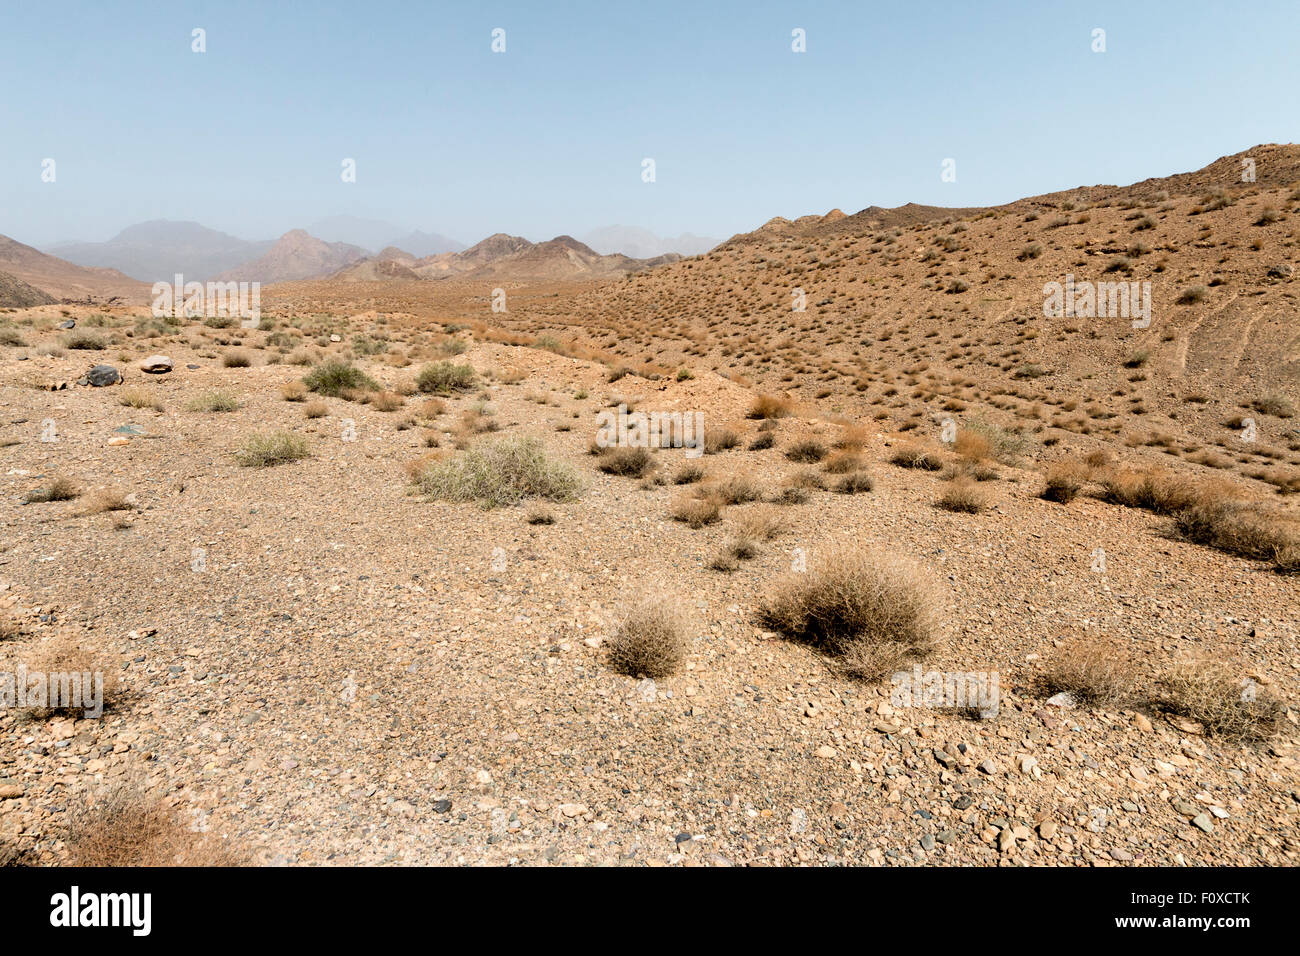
[[80, 365, 122, 387], [1267, 263, 1293, 279], [138, 354, 173, 374]]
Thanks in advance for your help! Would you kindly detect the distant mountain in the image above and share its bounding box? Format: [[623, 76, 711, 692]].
[[580, 225, 718, 259], [215, 230, 368, 284], [0, 234, 149, 303], [386, 229, 465, 257], [46, 220, 273, 282], [331, 233, 678, 283], [309, 216, 464, 256], [0, 271, 57, 308]]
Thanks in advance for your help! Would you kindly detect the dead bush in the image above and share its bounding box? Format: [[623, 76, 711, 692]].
[[605, 599, 688, 678], [759, 547, 942, 681]]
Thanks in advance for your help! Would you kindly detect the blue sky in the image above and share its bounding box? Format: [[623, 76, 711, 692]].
[[1, 0, 1295, 246]]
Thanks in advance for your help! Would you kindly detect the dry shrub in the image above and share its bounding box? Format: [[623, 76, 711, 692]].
[[785, 439, 828, 463], [673, 463, 706, 484], [526, 503, 556, 525], [834, 471, 874, 494], [65, 786, 246, 867], [279, 381, 308, 402], [1099, 467, 1205, 513], [1171, 499, 1300, 571], [79, 488, 136, 515], [670, 496, 721, 527], [1038, 634, 1138, 706], [605, 599, 688, 678], [759, 547, 942, 681], [748, 432, 776, 450], [890, 443, 944, 471], [302, 400, 329, 419], [222, 349, 252, 368], [703, 426, 740, 454], [822, 450, 862, 474], [418, 397, 446, 418], [596, 446, 655, 477], [417, 435, 580, 508], [235, 431, 311, 467], [712, 475, 763, 504], [371, 391, 405, 412], [1042, 462, 1084, 503], [1151, 658, 1282, 741], [117, 387, 163, 411], [731, 506, 787, 541], [23, 476, 80, 504], [937, 479, 985, 513], [834, 423, 871, 450], [954, 429, 991, 460], [13, 632, 120, 718], [748, 393, 792, 419]]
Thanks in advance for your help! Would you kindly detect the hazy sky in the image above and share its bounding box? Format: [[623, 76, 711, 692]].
[[2, 0, 1296, 247]]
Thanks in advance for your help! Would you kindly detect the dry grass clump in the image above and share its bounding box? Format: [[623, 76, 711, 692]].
[[234, 430, 311, 467], [1037, 634, 1138, 706], [79, 488, 136, 515], [670, 496, 721, 527], [23, 476, 80, 504], [279, 381, 308, 402], [1041, 462, 1084, 503], [303, 360, 379, 397], [14, 632, 120, 719], [673, 463, 706, 484], [61, 330, 105, 350], [1170, 499, 1300, 571], [185, 390, 242, 412], [731, 506, 787, 541], [371, 390, 405, 412], [1098, 467, 1205, 514], [525, 503, 556, 525], [712, 475, 763, 504], [834, 471, 874, 494], [748, 432, 776, 450], [64, 785, 246, 867], [596, 445, 656, 477], [1151, 658, 1283, 741], [1251, 394, 1295, 418], [416, 360, 476, 394], [953, 429, 991, 461], [962, 420, 1036, 465], [748, 393, 793, 419], [117, 387, 163, 411], [605, 599, 688, 678], [418, 397, 447, 419], [936, 479, 986, 513], [416, 435, 580, 509], [890, 443, 945, 471], [759, 547, 942, 681], [785, 439, 828, 463], [222, 349, 252, 368], [703, 426, 740, 454], [302, 400, 329, 419], [822, 450, 863, 474]]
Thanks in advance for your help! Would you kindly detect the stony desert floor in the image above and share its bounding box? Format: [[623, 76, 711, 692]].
[[1, 300, 1297, 866]]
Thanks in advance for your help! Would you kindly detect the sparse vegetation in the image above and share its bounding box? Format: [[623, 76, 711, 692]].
[[416, 435, 581, 508], [235, 431, 312, 467]]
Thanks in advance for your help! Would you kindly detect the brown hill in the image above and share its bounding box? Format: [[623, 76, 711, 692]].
[[216, 230, 368, 284], [0, 271, 57, 308], [332, 232, 679, 283], [0, 234, 149, 303]]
